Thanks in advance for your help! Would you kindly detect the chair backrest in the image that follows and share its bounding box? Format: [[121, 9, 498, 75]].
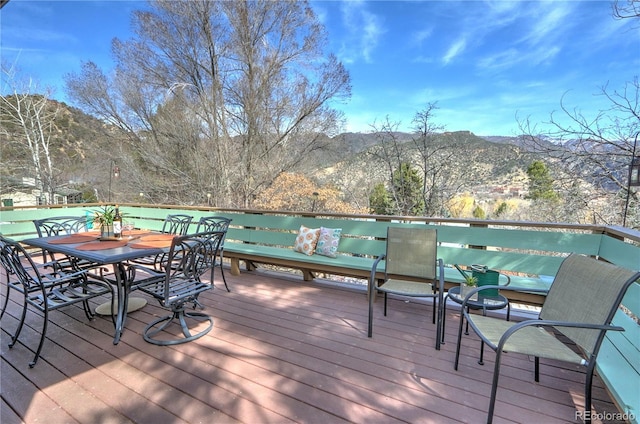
[[33, 216, 87, 237], [196, 216, 232, 234], [540, 253, 640, 356], [161, 231, 225, 300], [385, 227, 438, 281], [0, 235, 42, 293], [161, 214, 193, 235]]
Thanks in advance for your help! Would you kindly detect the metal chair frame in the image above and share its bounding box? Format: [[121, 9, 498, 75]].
[[1, 216, 98, 323], [33, 216, 89, 262], [195, 216, 232, 292], [161, 214, 194, 236], [135, 231, 225, 346], [129, 214, 194, 270], [367, 226, 445, 350], [453, 254, 640, 424], [0, 235, 113, 367]]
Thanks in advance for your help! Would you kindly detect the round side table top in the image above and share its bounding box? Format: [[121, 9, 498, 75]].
[[447, 286, 509, 310]]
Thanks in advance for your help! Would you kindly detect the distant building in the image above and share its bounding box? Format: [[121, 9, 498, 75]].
[[0, 177, 82, 207]]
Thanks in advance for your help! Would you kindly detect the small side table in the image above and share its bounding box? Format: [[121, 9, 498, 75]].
[[441, 285, 510, 344]]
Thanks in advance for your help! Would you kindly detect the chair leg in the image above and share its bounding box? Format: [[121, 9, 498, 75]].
[[82, 300, 95, 320], [219, 263, 231, 292], [434, 296, 441, 351], [479, 341, 485, 365], [584, 362, 596, 424], [383, 293, 388, 316], [465, 307, 470, 334], [217, 252, 231, 292], [487, 349, 504, 424], [441, 295, 448, 344], [431, 296, 436, 324], [143, 307, 213, 346], [534, 356, 540, 382], [367, 287, 375, 337], [8, 294, 28, 349], [30, 309, 49, 368], [0, 282, 11, 321], [454, 308, 466, 370]]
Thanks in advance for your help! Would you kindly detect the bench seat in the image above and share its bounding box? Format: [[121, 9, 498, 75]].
[[224, 241, 552, 305], [225, 242, 384, 281]]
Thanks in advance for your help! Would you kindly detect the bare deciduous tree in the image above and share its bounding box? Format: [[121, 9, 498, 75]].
[[365, 105, 469, 217], [518, 79, 640, 227], [410, 103, 466, 216], [65, 0, 350, 207], [1, 65, 61, 204], [613, 0, 640, 20]]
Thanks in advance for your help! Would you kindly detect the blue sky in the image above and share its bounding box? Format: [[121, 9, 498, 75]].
[[1, 0, 638, 136]]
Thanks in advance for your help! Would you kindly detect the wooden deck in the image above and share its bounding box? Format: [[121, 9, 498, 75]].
[[1, 268, 624, 424]]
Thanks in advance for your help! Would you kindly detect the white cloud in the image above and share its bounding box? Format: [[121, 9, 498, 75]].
[[442, 37, 467, 64], [525, 2, 574, 47], [412, 28, 433, 47], [338, 1, 385, 64]]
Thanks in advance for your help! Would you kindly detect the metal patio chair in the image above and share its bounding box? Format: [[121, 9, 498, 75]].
[[135, 231, 225, 345], [160, 214, 194, 235], [0, 235, 113, 367], [367, 226, 445, 350], [33, 215, 89, 262], [195, 216, 232, 292], [1, 216, 95, 323], [129, 214, 194, 270], [453, 253, 640, 424]]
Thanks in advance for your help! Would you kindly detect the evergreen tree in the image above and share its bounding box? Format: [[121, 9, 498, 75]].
[[391, 163, 426, 216], [473, 205, 486, 219], [369, 183, 393, 215], [526, 160, 559, 202]]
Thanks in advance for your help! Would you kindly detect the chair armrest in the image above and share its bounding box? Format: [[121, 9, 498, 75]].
[[436, 258, 445, 294], [483, 318, 626, 352], [368, 253, 386, 299], [38, 263, 91, 286], [459, 284, 549, 306]]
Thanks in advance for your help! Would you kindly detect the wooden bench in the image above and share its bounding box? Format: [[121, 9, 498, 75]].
[[221, 213, 388, 281], [0, 206, 625, 305], [215, 212, 606, 305]]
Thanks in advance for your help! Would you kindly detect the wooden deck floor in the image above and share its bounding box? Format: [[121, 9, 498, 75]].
[[1, 268, 624, 423]]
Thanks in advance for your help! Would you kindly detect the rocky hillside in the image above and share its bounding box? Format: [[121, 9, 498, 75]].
[[2, 97, 545, 204]]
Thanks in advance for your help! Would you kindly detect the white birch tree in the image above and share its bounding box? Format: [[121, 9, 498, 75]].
[[1, 65, 60, 203]]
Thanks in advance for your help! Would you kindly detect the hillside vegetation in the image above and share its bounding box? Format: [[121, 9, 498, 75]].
[[0, 97, 601, 223]]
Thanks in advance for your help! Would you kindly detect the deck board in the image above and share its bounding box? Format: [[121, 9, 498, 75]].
[[1, 268, 624, 423]]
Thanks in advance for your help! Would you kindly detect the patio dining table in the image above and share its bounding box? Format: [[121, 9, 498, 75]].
[[22, 231, 173, 344]]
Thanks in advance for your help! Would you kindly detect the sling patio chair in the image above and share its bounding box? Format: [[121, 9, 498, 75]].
[[0, 235, 113, 367], [367, 226, 445, 350], [453, 253, 640, 424]]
